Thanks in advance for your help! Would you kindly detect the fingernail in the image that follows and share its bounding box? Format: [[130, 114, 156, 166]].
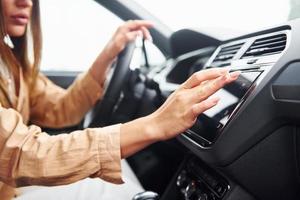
[[230, 71, 241, 79]]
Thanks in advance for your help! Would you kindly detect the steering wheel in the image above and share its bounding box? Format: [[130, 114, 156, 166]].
[[88, 42, 136, 127]]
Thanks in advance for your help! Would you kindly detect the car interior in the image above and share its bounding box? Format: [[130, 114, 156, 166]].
[[41, 0, 300, 199]]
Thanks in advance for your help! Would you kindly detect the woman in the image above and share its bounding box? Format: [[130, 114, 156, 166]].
[[0, 0, 240, 199]]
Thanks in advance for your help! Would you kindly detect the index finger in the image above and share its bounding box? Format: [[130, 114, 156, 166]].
[[194, 71, 240, 101], [181, 68, 229, 89]]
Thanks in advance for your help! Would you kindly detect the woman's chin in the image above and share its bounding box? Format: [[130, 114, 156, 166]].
[[7, 27, 26, 37]]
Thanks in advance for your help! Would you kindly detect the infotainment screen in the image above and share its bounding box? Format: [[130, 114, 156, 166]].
[[185, 71, 262, 146]]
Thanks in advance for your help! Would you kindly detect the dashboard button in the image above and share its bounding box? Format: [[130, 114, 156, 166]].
[[177, 170, 188, 187], [215, 184, 226, 196], [184, 181, 197, 200], [247, 59, 258, 64], [197, 193, 210, 200]]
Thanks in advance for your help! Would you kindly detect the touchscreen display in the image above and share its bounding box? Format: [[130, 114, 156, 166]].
[[186, 71, 262, 145]]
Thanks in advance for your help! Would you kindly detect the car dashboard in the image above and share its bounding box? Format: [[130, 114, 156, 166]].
[[182, 29, 290, 148], [154, 19, 300, 200]]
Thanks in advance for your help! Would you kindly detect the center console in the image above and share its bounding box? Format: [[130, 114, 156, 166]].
[[176, 157, 229, 200], [160, 155, 255, 200], [154, 21, 300, 199], [162, 29, 291, 200]]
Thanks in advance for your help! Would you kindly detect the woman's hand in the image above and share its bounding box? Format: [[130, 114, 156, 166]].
[[148, 68, 240, 140], [102, 20, 153, 62], [90, 20, 153, 85], [120, 68, 240, 157]]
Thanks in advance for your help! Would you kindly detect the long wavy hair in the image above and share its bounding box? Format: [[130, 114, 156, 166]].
[[0, 0, 42, 92]]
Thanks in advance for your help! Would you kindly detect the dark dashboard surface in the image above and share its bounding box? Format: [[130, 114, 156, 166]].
[[174, 24, 295, 165], [153, 18, 300, 165], [156, 19, 300, 200]]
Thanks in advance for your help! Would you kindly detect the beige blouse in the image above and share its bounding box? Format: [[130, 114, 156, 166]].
[[0, 66, 123, 200]]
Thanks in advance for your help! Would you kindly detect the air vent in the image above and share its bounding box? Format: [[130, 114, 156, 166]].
[[212, 42, 244, 66], [242, 33, 287, 58]]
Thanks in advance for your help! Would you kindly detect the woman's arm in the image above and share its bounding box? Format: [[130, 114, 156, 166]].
[[0, 105, 123, 187], [0, 68, 239, 188], [89, 20, 153, 85], [29, 71, 104, 128], [30, 20, 153, 129], [120, 69, 240, 158]]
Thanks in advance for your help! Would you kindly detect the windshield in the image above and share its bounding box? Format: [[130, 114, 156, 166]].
[[135, 0, 299, 40]]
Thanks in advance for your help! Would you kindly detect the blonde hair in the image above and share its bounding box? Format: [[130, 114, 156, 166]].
[[0, 0, 42, 90]]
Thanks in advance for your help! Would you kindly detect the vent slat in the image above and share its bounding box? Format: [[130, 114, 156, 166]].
[[214, 55, 234, 62], [250, 40, 286, 50], [254, 35, 286, 45], [244, 45, 285, 56], [218, 49, 240, 56], [221, 43, 244, 51], [212, 43, 244, 65], [242, 33, 286, 58]]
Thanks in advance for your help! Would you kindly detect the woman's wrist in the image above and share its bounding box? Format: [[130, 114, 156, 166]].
[[139, 114, 164, 142], [89, 49, 114, 86], [122, 115, 162, 142], [119, 115, 162, 158]]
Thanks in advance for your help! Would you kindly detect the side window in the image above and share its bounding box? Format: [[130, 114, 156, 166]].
[[40, 0, 123, 71]]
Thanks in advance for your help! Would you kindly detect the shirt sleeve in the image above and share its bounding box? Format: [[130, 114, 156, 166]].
[[30, 71, 103, 128], [0, 105, 123, 187]]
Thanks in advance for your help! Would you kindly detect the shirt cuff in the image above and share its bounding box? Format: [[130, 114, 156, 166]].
[[91, 124, 124, 184], [77, 70, 104, 105]]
